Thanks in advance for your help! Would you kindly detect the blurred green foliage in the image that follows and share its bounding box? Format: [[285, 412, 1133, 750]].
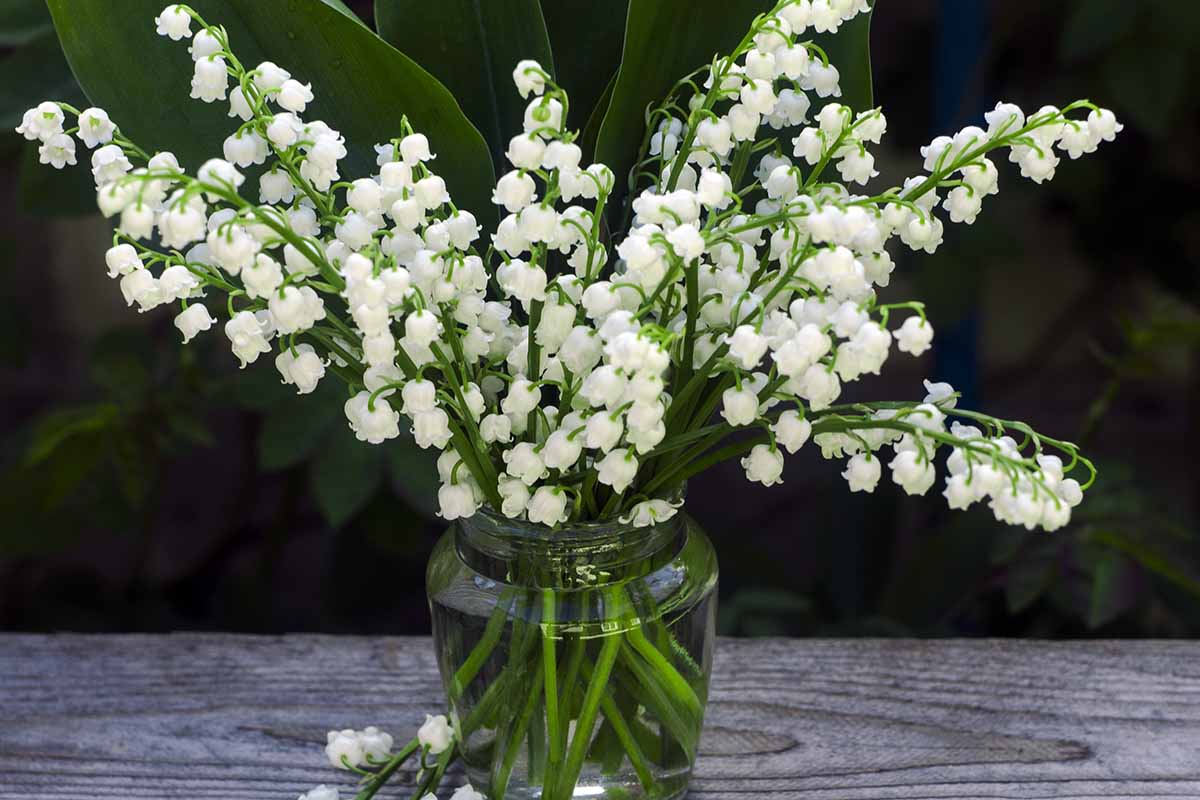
[[0, 324, 444, 541]]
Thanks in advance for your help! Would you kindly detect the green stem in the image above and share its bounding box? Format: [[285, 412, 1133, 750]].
[[542, 590, 562, 791], [409, 744, 457, 800], [450, 593, 510, 699], [526, 298, 545, 439], [626, 625, 703, 719], [573, 653, 660, 792], [493, 660, 545, 800], [352, 738, 422, 800], [614, 644, 698, 763], [558, 635, 586, 755], [555, 629, 622, 800], [597, 693, 656, 792]]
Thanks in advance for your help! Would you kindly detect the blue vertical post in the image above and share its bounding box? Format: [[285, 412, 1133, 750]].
[[933, 0, 987, 409]]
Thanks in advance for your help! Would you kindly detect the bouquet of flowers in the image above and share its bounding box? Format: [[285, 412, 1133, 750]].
[[18, 2, 1121, 799]]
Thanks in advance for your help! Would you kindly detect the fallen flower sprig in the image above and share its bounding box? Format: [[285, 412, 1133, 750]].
[[307, 715, 465, 800]]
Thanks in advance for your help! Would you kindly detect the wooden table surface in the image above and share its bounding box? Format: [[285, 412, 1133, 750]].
[[2, 635, 1199, 799]]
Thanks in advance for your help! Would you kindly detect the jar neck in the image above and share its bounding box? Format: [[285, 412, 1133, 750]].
[[455, 508, 686, 589]]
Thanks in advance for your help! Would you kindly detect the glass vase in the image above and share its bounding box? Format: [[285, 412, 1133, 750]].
[[427, 504, 718, 800]]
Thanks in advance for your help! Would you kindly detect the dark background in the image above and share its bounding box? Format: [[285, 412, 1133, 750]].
[[1, 0, 1197, 637]]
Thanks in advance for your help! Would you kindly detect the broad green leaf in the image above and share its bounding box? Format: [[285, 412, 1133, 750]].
[[257, 382, 342, 471], [1091, 527, 1200, 600], [810, 0, 876, 112], [165, 411, 216, 448], [539, 0, 629, 134], [1144, 0, 1200, 47], [579, 74, 617, 162], [360, 493, 430, 555], [0, 434, 107, 556], [595, 1, 877, 216], [375, 0, 553, 175], [25, 404, 120, 466], [0, 0, 51, 47], [110, 431, 154, 510], [880, 507, 995, 629], [226, 362, 295, 412], [46, 0, 495, 217], [1060, 0, 1137, 61], [1004, 545, 1058, 614], [0, 28, 82, 130], [595, 0, 765, 214], [310, 0, 370, 25], [0, 241, 32, 366], [1103, 44, 1185, 137], [989, 525, 1032, 565], [18, 140, 97, 217], [723, 587, 811, 612], [310, 428, 385, 527], [1086, 552, 1128, 629], [386, 431, 440, 518], [89, 351, 151, 405]]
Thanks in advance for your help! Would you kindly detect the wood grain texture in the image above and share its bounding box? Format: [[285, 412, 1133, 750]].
[[2, 636, 1199, 799]]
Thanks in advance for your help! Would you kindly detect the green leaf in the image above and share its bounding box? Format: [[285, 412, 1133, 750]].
[[595, 0, 766, 213], [18, 140, 97, 217], [310, 428, 385, 527], [375, 0, 552, 176], [110, 430, 155, 510], [988, 525, 1032, 565], [89, 350, 150, 405], [578, 73, 617, 162], [1091, 527, 1200, 600], [1103, 43, 1186, 137], [0, 0, 52, 47], [540, 0, 629, 134], [718, 588, 811, 636], [810, 0, 876, 112], [1086, 553, 1126, 630], [1060, 0, 1137, 62], [46, 0, 495, 217], [594, 1, 876, 215], [0, 434, 107, 556], [880, 507, 996, 630], [1004, 543, 1058, 615], [0, 241, 32, 366], [0, 27, 83, 130], [310, 0, 370, 25], [386, 431, 440, 518], [25, 404, 121, 466], [226, 364, 295, 413], [165, 411, 216, 448], [257, 382, 342, 471]]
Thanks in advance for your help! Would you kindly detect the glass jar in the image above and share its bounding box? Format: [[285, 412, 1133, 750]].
[[427, 504, 718, 800]]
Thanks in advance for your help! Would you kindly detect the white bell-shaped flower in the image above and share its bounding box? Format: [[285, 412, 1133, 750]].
[[174, 303, 215, 343], [527, 486, 570, 526], [741, 444, 784, 486]]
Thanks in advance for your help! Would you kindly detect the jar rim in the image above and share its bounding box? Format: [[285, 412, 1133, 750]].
[[463, 485, 687, 544]]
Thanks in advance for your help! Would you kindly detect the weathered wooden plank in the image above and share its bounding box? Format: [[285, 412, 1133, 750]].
[[1, 636, 1199, 799]]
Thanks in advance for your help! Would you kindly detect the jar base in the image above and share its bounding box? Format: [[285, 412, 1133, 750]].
[[465, 763, 693, 800]]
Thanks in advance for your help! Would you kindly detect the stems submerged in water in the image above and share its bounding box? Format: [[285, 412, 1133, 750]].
[[434, 583, 711, 800], [428, 509, 718, 800]]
